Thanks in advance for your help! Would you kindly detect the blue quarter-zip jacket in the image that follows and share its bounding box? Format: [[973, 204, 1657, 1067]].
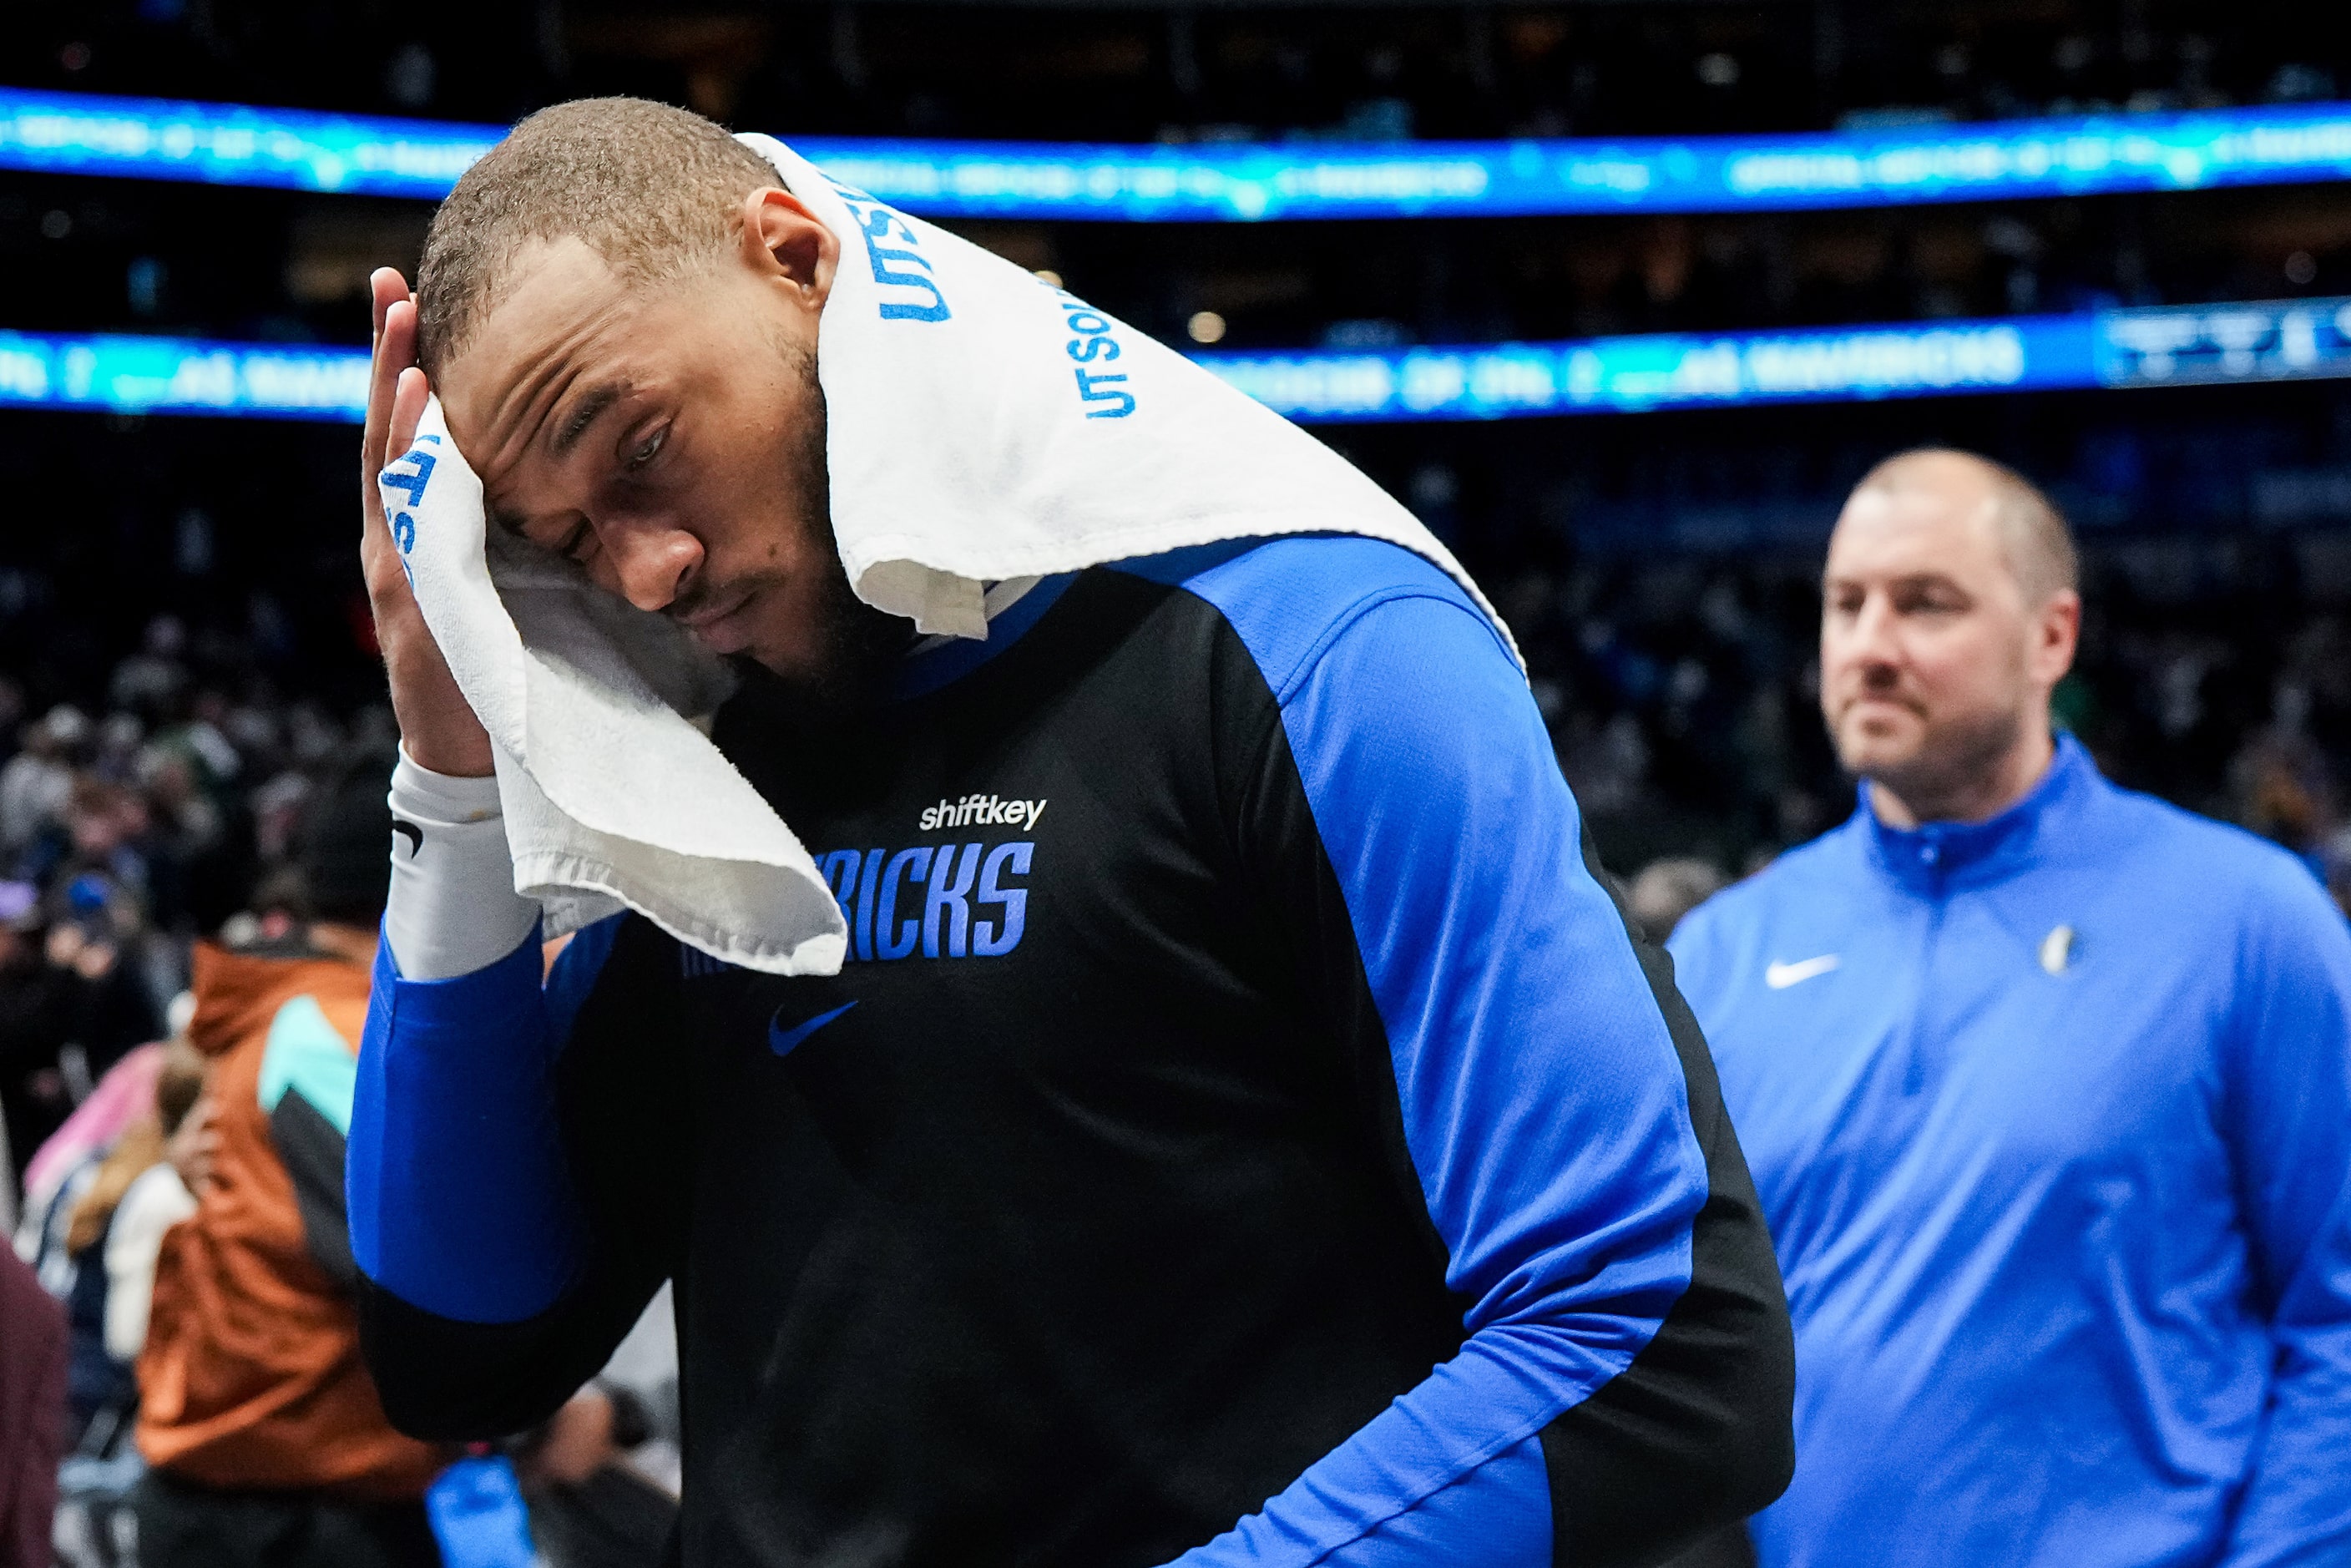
[[1670, 736, 2351, 1568]]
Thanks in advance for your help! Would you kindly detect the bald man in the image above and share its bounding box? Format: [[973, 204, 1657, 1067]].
[[1668, 450, 2351, 1566]]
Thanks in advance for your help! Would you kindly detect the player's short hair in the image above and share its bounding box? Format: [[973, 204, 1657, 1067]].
[[415, 97, 780, 377], [1849, 448, 2079, 602]]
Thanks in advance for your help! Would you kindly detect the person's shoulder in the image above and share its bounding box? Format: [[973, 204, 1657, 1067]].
[[1111, 534, 1500, 697], [1703, 822, 1863, 914], [1110, 533, 1464, 604], [2093, 775, 2324, 898], [2078, 771, 2351, 969], [1668, 820, 1864, 960]]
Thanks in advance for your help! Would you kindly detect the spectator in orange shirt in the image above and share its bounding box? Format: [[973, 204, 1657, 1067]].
[[134, 752, 446, 1568]]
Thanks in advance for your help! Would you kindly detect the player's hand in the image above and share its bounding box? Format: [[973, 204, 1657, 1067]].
[[363, 266, 494, 777], [169, 1094, 221, 1198]]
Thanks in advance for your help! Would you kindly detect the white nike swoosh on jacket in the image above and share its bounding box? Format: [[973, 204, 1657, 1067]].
[[1765, 954, 1841, 989]]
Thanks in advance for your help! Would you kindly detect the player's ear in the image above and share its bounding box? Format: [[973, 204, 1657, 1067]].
[[741, 188, 837, 312]]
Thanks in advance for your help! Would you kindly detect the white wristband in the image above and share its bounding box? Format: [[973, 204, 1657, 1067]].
[[384, 746, 542, 981]]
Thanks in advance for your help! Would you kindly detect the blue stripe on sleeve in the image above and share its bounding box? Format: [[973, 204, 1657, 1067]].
[[1342, 1438, 1550, 1565], [349, 919, 616, 1324], [1173, 1434, 1552, 1568], [1168, 536, 1706, 1564]]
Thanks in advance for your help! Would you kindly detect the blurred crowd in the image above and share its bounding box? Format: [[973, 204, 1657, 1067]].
[[0, 618, 680, 1568], [0, 625, 397, 1186], [8, 508, 2351, 1171], [1498, 541, 2351, 932], [4, 522, 2349, 1206], [0, 625, 372, 1563]]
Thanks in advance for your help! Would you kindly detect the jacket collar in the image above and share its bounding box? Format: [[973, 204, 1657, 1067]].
[[1855, 732, 2096, 894], [186, 938, 372, 1059]]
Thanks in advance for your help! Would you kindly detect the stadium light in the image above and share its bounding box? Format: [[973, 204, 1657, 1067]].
[[5, 298, 2348, 426], [7, 86, 2351, 220]]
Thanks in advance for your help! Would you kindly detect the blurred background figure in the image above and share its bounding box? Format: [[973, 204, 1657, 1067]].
[[0, 1242, 67, 1568], [0, 708, 86, 868], [60, 1037, 202, 1439], [46, 1035, 203, 1568], [516, 1288, 682, 1568], [1628, 855, 1731, 941], [0, 877, 161, 1192], [1671, 452, 2351, 1565], [131, 751, 446, 1568]]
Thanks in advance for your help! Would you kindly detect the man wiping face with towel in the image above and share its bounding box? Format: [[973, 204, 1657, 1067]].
[[347, 97, 1793, 1568]]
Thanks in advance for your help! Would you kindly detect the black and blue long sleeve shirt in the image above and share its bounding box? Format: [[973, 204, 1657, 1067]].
[[347, 535, 1793, 1567]]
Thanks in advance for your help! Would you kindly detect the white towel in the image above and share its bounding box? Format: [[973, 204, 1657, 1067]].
[[378, 132, 1509, 976]]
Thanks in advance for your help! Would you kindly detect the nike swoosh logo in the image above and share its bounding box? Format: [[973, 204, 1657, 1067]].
[[391, 820, 422, 857], [770, 1000, 857, 1057], [1765, 954, 1840, 989]]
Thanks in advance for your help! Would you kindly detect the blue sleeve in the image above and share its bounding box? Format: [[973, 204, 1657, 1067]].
[[2216, 867, 2351, 1567], [1165, 540, 1719, 1567], [348, 916, 623, 1325]]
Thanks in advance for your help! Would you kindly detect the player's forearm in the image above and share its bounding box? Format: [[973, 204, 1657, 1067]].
[[353, 907, 675, 1444], [358, 1264, 661, 1444], [1166, 1434, 1553, 1568], [351, 747, 589, 1325], [1162, 1236, 1789, 1568], [382, 748, 538, 980], [350, 928, 589, 1325]]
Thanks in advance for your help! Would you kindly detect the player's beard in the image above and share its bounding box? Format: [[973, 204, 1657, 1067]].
[[719, 341, 912, 726]]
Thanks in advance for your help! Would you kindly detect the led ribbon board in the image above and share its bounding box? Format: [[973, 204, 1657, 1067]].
[[4, 299, 2348, 425], [7, 87, 2351, 217], [1212, 297, 2351, 419], [0, 331, 370, 421], [0, 89, 495, 199]]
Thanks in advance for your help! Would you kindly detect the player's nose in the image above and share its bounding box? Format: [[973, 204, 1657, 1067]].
[[604, 519, 704, 613]]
